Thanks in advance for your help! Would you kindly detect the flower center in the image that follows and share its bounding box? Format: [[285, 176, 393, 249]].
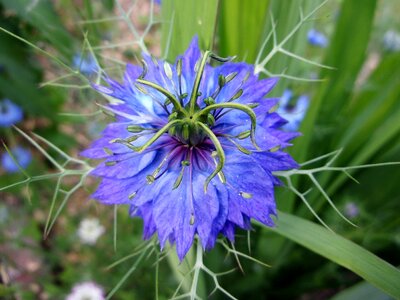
[[170, 121, 206, 146], [115, 50, 259, 191], [167, 109, 212, 146]]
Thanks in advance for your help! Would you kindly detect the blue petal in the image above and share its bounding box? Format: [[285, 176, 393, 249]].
[[193, 173, 228, 249], [92, 77, 167, 121], [139, 167, 228, 260], [123, 63, 142, 86], [205, 61, 278, 106], [91, 151, 157, 179], [73, 53, 99, 75], [252, 151, 299, 172], [279, 89, 293, 107], [209, 62, 254, 103], [221, 221, 235, 242], [223, 154, 277, 226], [1, 146, 31, 173], [0, 99, 23, 127], [151, 170, 195, 259], [307, 29, 328, 48], [92, 176, 147, 205], [132, 203, 157, 239]]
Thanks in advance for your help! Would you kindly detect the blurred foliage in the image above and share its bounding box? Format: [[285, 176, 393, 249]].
[[161, 0, 219, 61], [0, 3, 65, 119], [218, 0, 270, 63], [1, 0, 399, 299]]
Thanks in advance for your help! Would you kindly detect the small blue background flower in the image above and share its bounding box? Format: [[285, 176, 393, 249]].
[[0, 99, 23, 127], [278, 89, 310, 131], [344, 202, 359, 219], [1, 146, 32, 173], [73, 53, 99, 76], [307, 29, 328, 48]]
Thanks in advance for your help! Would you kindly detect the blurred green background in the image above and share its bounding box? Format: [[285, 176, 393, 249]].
[[1, 0, 399, 299]]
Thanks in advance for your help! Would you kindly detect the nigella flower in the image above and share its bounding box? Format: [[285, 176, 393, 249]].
[[0, 99, 23, 127], [73, 53, 99, 76], [1, 146, 31, 173], [277, 89, 310, 131], [307, 29, 328, 48], [66, 281, 105, 300], [77, 218, 105, 245], [82, 37, 299, 260]]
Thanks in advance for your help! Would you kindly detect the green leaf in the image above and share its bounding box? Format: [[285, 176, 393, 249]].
[[0, 20, 65, 119], [0, 284, 15, 297], [268, 211, 400, 299], [295, 53, 400, 215], [313, 0, 377, 153], [324, 53, 400, 196], [0, 0, 74, 58], [278, 79, 326, 213], [330, 280, 392, 300], [218, 0, 270, 63], [287, 0, 378, 213], [256, 0, 321, 94], [161, 0, 219, 61]]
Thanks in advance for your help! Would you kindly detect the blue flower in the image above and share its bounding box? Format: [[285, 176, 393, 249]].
[[0, 99, 23, 127], [278, 89, 310, 131], [73, 53, 99, 76], [1, 146, 32, 173], [344, 202, 359, 219], [82, 37, 298, 260], [307, 29, 328, 48]]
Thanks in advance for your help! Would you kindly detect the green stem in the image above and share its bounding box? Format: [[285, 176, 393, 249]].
[[190, 241, 204, 300]]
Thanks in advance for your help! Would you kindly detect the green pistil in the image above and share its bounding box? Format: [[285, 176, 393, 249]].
[[136, 79, 186, 115], [194, 102, 260, 150], [137, 119, 183, 153], [225, 136, 252, 155], [173, 160, 190, 189], [115, 50, 261, 193], [110, 138, 140, 151], [196, 122, 226, 192], [188, 50, 211, 114]]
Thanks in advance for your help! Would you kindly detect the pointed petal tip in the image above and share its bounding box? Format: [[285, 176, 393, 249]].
[[91, 82, 113, 95]]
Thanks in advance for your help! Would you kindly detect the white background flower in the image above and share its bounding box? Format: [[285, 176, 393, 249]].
[[77, 218, 105, 245], [66, 281, 105, 300]]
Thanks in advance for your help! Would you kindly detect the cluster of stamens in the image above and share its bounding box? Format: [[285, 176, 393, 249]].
[[105, 51, 261, 192]]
